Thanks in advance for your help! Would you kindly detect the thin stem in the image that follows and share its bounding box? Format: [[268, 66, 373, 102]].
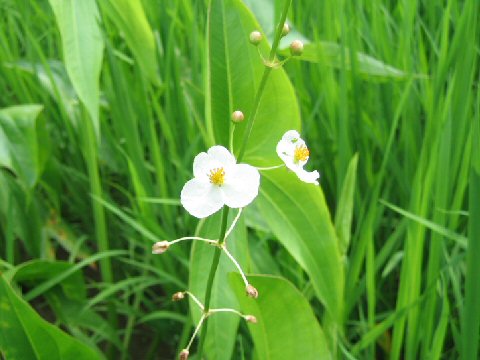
[[196, 207, 230, 357], [236, 0, 293, 162], [169, 236, 217, 246], [186, 314, 206, 351], [224, 208, 243, 240], [81, 108, 117, 357], [209, 308, 245, 317], [229, 125, 236, 153], [221, 245, 249, 287], [185, 291, 205, 311], [256, 164, 286, 171]]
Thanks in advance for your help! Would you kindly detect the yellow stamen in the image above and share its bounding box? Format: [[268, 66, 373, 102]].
[[294, 144, 309, 163], [208, 167, 225, 186]]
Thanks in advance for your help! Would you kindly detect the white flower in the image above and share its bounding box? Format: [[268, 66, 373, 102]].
[[276, 130, 320, 185], [181, 146, 260, 218]]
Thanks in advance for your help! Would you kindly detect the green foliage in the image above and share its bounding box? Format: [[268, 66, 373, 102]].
[[189, 212, 248, 360], [0, 275, 104, 360], [0, 105, 46, 189], [99, 0, 160, 84], [206, 0, 300, 161], [48, 0, 104, 138], [0, 0, 478, 358], [258, 170, 343, 324], [230, 274, 331, 359]]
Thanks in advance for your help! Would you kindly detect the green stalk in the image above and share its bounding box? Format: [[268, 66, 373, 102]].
[[196, 1, 292, 357], [81, 109, 117, 354], [196, 207, 230, 356], [461, 80, 480, 360], [236, 0, 293, 163]]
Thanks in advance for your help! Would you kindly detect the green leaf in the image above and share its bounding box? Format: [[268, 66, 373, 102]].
[[229, 274, 332, 360], [6, 260, 87, 302], [48, 0, 104, 138], [284, 42, 406, 79], [189, 210, 248, 360], [0, 105, 45, 189], [99, 0, 160, 84], [0, 275, 104, 360], [4, 60, 78, 122], [381, 200, 467, 248], [206, 0, 300, 162], [335, 153, 358, 255], [257, 170, 344, 324]]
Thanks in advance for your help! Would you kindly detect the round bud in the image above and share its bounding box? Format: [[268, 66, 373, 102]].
[[246, 284, 259, 299], [179, 349, 189, 360], [152, 241, 170, 254], [245, 315, 257, 324], [249, 31, 262, 46], [281, 23, 290, 37], [172, 292, 185, 302], [289, 40, 304, 56], [231, 110, 245, 123]]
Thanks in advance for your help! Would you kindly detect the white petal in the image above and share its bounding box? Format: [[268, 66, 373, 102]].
[[222, 164, 260, 208], [180, 178, 224, 218], [207, 145, 236, 167], [276, 131, 309, 167], [193, 152, 217, 180], [276, 138, 295, 158], [295, 168, 320, 185], [282, 130, 301, 142]]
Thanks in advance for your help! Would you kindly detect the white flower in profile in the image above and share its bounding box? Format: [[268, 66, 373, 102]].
[[276, 130, 320, 185], [181, 146, 260, 218]]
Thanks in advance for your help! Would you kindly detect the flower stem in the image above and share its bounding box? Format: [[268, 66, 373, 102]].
[[196, 206, 230, 357], [256, 164, 286, 171], [237, 0, 293, 163]]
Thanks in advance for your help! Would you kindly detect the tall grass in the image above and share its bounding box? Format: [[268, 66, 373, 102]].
[[0, 0, 478, 358]]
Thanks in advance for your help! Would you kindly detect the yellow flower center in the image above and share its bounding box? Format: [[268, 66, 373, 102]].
[[208, 167, 226, 186], [294, 144, 309, 163]]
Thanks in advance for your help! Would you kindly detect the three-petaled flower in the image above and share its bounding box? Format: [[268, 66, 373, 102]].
[[276, 130, 320, 185], [181, 146, 260, 218]]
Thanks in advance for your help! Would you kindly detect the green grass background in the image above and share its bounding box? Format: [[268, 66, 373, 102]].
[[0, 0, 478, 359]]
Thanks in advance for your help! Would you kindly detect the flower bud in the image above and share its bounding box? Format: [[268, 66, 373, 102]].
[[249, 31, 262, 46], [231, 110, 244, 123], [281, 23, 290, 37], [246, 284, 258, 299], [152, 241, 170, 254], [172, 292, 185, 301], [245, 315, 257, 324], [289, 40, 304, 56], [179, 349, 189, 360]]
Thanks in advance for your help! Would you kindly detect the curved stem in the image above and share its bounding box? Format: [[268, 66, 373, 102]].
[[222, 245, 249, 287], [186, 314, 206, 351], [256, 164, 285, 171], [224, 208, 243, 240], [169, 236, 217, 245]]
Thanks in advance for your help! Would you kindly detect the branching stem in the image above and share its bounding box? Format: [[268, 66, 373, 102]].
[[196, 1, 292, 357]]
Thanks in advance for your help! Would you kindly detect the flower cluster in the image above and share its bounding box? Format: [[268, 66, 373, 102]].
[[180, 131, 319, 219]]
